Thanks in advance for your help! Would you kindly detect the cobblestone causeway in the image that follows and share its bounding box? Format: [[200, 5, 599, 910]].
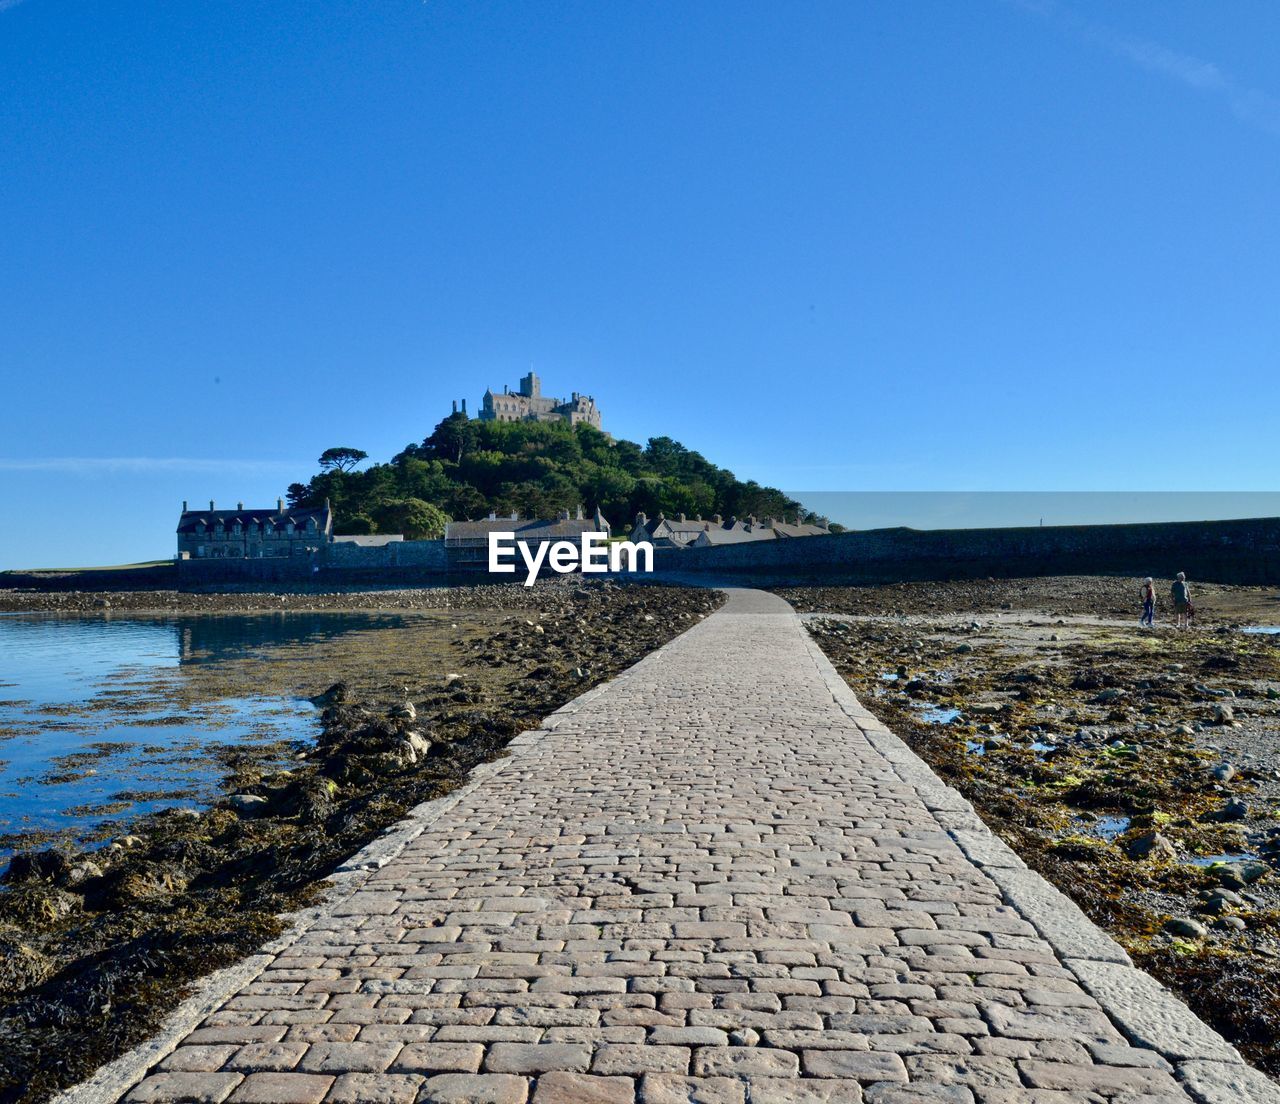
[[78, 590, 1280, 1104]]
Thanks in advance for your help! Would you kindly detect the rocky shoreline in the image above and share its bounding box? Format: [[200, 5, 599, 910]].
[[0, 580, 723, 1104], [782, 576, 1280, 1075], [0, 581, 636, 616]]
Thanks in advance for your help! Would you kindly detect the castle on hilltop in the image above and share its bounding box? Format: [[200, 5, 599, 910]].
[[451, 372, 602, 430]]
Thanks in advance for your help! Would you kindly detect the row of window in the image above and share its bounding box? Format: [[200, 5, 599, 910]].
[[192, 545, 302, 558], [188, 519, 320, 535]]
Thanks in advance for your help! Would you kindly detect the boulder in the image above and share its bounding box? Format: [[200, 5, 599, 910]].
[[1125, 832, 1178, 862], [1163, 917, 1207, 939], [229, 794, 269, 816], [66, 860, 104, 886], [310, 682, 348, 707], [1214, 797, 1249, 822]]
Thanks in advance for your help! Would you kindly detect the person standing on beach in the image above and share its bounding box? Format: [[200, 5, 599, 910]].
[[1140, 577, 1156, 627], [1171, 572, 1192, 629]]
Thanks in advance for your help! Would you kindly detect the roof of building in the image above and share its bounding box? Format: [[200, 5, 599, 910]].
[[176, 504, 331, 534], [653, 520, 711, 535], [772, 521, 829, 537], [695, 526, 778, 545], [446, 513, 609, 544], [332, 534, 405, 546]]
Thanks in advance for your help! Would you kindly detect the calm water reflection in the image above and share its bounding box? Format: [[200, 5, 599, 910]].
[[0, 612, 404, 854]]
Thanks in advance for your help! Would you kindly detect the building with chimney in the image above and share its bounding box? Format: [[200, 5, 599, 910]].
[[176, 499, 333, 559], [445, 505, 610, 571], [631, 511, 828, 549]]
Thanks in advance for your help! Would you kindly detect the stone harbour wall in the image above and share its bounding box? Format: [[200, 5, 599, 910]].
[[652, 516, 1280, 586]]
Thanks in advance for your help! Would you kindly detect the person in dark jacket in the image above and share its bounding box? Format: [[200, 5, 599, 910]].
[[1171, 572, 1192, 629]]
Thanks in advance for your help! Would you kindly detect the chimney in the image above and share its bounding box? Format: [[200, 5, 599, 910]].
[[461, 398, 467, 415], [277, 498, 284, 513], [488, 511, 496, 520], [510, 511, 517, 520], [636, 511, 647, 524], [559, 508, 571, 521], [182, 500, 188, 513], [678, 513, 686, 523], [237, 501, 244, 511], [575, 504, 584, 520], [452, 399, 458, 414], [209, 499, 215, 511]]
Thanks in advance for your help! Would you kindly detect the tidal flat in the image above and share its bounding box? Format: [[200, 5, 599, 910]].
[[786, 576, 1280, 1075], [0, 580, 722, 1104]]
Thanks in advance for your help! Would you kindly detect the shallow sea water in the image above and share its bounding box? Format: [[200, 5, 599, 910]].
[[0, 612, 407, 855]]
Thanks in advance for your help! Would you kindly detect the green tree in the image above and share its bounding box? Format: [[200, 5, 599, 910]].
[[373, 498, 450, 540], [424, 413, 478, 463], [318, 447, 369, 473]]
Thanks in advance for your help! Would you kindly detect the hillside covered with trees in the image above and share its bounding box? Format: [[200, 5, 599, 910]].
[[286, 414, 835, 538]]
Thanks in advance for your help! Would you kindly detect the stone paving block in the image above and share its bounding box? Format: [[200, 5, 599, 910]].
[[530, 1071, 635, 1103], [157, 1047, 240, 1073], [1019, 1059, 1182, 1095], [636, 1074, 745, 1104], [592, 1045, 691, 1076], [801, 1050, 908, 1082], [227, 1072, 335, 1103], [392, 1043, 486, 1074], [690, 1047, 800, 1077], [223, 1042, 310, 1072], [483, 1043, 592, 1075], [297, 1042, 402, 1073], [126, 1073, 244, 1103], [860, 1086, 970, 1104], [417, 1073, 530, 1103], [745, 1080, 866, 1103], [325, 1072, 424, 1103]]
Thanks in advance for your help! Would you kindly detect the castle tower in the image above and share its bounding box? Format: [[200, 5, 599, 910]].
[[519, 371, 540, 399]]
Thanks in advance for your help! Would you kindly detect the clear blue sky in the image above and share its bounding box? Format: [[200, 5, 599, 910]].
[[2, 0, 1278, 568]]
